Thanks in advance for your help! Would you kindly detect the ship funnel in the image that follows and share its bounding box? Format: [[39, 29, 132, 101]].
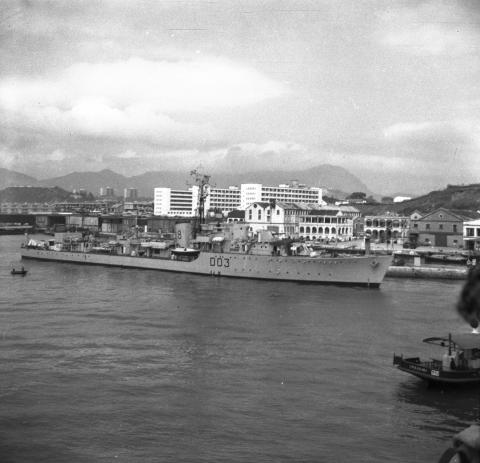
[[174, 222, 192, 248]]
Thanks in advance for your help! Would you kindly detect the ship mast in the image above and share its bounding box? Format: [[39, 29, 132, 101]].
[[190, 169, 210, 234]]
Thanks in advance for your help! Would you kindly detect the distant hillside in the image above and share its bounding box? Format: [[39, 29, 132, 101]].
[[351, 184, 480, 217], [0, 165, 374, 198], [0, 186, 75, 203], [38, 169, 127, 195], [120, 165, 373, 197], [395, 184, 480, 215], [0, 168, 38, 189]]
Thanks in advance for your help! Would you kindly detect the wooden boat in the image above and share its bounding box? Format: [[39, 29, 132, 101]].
[[11, 268, 28, 276], [393, 333, 480, 385]]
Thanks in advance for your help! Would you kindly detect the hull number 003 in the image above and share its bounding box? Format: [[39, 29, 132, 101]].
[[209, 256, 230, 268]]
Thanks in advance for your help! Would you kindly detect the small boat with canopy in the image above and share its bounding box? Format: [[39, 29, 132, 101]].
[[393, 333, 480, 385]]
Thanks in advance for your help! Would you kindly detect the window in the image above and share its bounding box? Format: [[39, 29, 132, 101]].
[[453, 224, 457, 233], [248, 210, 252, 220], [258, 210, 262, 220], [466, 228, 474, 237], [426, 224, 430, 230], [439, 224, 443, 230]]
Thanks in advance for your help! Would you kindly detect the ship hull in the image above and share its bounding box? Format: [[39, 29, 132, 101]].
[[20, 248, 391, 287]]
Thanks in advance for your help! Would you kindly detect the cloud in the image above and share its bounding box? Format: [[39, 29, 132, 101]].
[[0, 57, 285, 146], [382, 24, 478, 56], [201, 141, 315, 172], [0, 57, 285, 111], [378, 2, 480, 56], [383, 120, 480, 160], [116, 149, 138, 159], [106, 141, 317, 175], [46, 149, 66, 162]]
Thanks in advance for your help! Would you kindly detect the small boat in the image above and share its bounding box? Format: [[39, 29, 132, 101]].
[[393, 333, 480, 385], [11, 268, 28, 276]]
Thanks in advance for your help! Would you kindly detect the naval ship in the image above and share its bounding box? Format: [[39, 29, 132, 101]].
[[20, 227, 391, 287], [20, 173, 392, 287]]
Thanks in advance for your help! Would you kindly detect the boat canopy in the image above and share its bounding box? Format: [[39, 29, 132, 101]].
[[423, 333, 480, 350]]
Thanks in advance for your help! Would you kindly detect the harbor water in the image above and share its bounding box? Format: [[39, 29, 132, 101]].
[[0, 235, 476, 462]]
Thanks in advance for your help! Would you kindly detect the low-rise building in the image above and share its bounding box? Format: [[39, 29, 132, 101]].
[[463, 219, 480, 252], [409, 208, 474, 248], [364, 214, 409, 243], [244, 201, 356, 241]]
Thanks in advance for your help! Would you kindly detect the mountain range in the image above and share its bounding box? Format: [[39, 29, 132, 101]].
[[0, 165, 374, 198]]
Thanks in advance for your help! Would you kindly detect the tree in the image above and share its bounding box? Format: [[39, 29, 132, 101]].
[[347, 192, 366, 200]]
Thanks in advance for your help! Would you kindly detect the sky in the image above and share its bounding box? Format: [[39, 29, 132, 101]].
[[1, 0, 480, 195]]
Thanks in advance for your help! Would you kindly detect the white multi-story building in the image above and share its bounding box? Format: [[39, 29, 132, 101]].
[[298, 206, 354, 241], [240, 183, 323, 209], [153, 182, 323, 216], [153, 187, 199, 217], [207, 186, 241, 212], [244, 202, 355, 241]]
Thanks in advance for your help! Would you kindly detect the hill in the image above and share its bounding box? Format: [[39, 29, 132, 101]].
[[38, 169, 127, 195], [352, 184, 480, 217], [395, 184, 480, 215], [0, 168, 38, 189], [0, 165, 373, 198], [0, 186, 76, 203]]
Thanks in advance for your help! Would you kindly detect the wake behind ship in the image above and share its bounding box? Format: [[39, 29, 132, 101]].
[[21, 221, 391, 287]]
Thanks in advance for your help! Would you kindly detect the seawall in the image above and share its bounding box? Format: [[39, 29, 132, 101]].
[[386, 265, 468, 280]]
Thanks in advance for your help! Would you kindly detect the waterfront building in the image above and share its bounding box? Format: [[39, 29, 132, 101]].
[[244, 202, 355, 241], [364, 214, 409, 243], [244, 201, 297, 236], [463, 219, 480, 252], [298, 205, 355, 241], [153, 181, 324, 216], [409, 208, 474, 248]]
